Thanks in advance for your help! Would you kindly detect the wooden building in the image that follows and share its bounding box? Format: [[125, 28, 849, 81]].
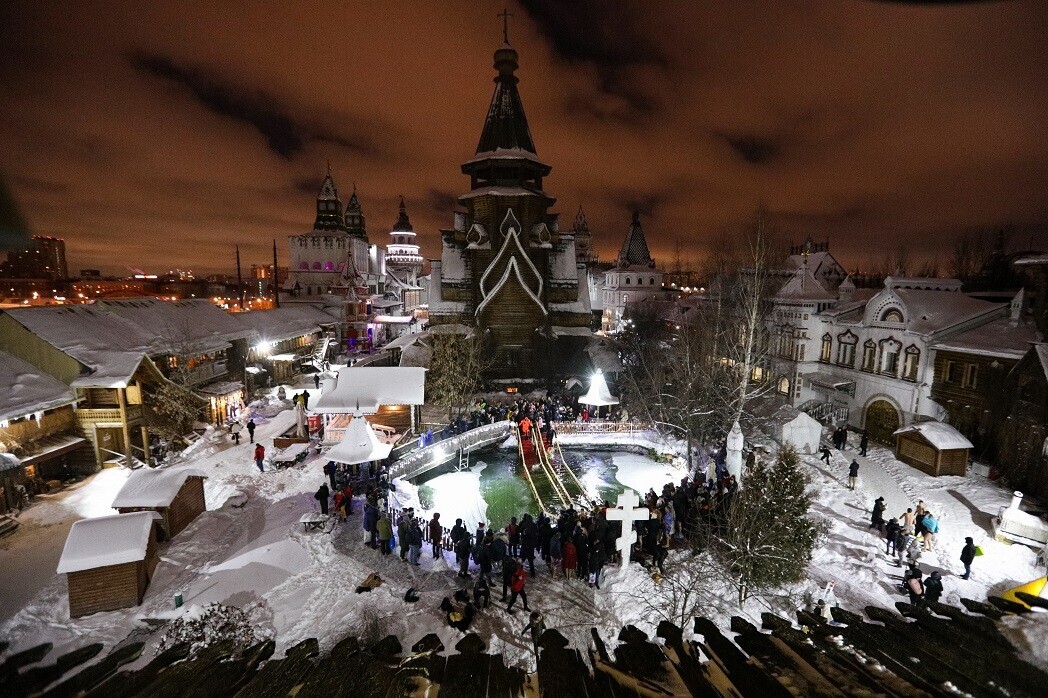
[[111, 467, 207, 539], [313, 366, 425, 440], [56, 511, 161, 618], [893, 421, 973, 477]]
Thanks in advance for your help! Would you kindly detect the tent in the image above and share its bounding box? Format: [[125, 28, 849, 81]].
[[782, 411, 822, 454], [326, 413, 393, 465], [579, 369, 619, 407]]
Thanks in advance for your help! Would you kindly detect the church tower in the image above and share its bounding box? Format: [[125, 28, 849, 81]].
[[345, 186, 368, 242], [428, 30, 591, 379], [572, 207, 596, 265], [602, 212, 663, 332], [386, 196, 423, 283]]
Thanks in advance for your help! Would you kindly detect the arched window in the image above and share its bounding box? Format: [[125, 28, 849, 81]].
[[649, 277, 655, 285], [625, 277, 631, 285], [324, 262, 334, 270], [881, 308, 904, 323], [777, 377, 790, 395], [751, 366, 765, 382], [903, 345, 920, 381], [312, 262, 322, 270], [337, 262, 346, 271], [862, 340, 877, 371], [836, 331, 858, 366], [880, 338, 902, 375], [299, 262, 309, 270], [820, 333, 832, 362]]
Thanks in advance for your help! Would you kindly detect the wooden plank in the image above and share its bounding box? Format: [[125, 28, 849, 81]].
[[45, 642, 144, 698], [233, 638, 319, 698]]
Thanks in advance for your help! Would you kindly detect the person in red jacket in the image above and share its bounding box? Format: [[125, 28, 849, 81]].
[[506, 561, 531, 614], [253, 444, 265, 472], [562, 540, 578, 581]]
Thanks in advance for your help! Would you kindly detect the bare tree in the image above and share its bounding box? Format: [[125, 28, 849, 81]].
[[426, 331, 490, 422], [950, 229, 991, 282], [624, 552, 721, 629]]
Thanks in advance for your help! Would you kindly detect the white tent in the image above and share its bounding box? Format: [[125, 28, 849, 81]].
[[782, 411, 822, 454], [579, 369, 619, 407], [325, 413, 393, 465]]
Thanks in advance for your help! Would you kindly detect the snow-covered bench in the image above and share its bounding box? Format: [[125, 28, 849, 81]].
[[272, 443, 310, 469], [299, 512, 328, 532]]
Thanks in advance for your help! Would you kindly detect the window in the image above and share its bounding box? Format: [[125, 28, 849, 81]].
[[778, 377, 790, 395], [312, 262, 322, 270], [943, 360, 958, 383], [820, 334, 832, 362], [299, 262, 309, 270], [903, 345, 920, 381], [837, 332, 857, 367], [650, 277, 656, 285], [324, 238, 333, 249], [625, 277, 631, 285], [324, 262, 334, 270], [862, 340, 876, 371], [751, 366, 765, 382], [880, 339, 901, 376], [962, 364, 978, 390], [881, 308, 904, 323]]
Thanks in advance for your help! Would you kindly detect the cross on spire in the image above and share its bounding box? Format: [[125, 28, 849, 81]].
[[498, 8, 513, 44]]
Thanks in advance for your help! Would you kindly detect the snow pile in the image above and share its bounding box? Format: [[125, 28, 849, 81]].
[[247, 396, 292, 419], [998, 613, 1048, 672], [155, 602, 271, 656]]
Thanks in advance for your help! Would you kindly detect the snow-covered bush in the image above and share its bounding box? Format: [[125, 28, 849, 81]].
[[155, 602, 268, 656]]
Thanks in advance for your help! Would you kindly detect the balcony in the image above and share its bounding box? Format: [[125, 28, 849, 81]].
[[183, 361, 228, 386], [77, 404, 144, 426]]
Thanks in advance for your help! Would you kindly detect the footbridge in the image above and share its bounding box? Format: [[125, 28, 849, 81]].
[[390, 421, 515, 481]]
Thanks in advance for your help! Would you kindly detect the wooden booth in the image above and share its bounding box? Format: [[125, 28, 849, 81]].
[[57, 511, 161, 617], [111, 467, 207, 539], [893, 421, 973, 477]]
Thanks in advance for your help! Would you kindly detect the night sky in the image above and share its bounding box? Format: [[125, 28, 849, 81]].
[[1, 1, 1046, 276]]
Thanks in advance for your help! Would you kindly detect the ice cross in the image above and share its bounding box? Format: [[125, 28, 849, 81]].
[[605, 488, 649, 566]]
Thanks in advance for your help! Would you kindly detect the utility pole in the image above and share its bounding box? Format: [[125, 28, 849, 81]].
[[272, 239, 280, 308], [235, 245, 244, 310]]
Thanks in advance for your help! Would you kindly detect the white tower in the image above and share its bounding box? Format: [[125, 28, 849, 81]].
[[385, 196, 423, 284]]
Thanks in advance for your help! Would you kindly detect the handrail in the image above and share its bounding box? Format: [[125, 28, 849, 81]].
[[554, 437, 594, 506], [532, 430, 571, 507], [515, 423, 548, 517]]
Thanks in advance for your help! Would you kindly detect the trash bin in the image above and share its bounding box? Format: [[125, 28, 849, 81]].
[[174, 593, 183, 608]]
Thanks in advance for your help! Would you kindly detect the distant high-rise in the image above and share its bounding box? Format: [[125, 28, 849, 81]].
[[1, 235, 68, 280]]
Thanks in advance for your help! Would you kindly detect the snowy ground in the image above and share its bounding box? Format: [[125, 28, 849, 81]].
[[1, 392, 1046, 672]]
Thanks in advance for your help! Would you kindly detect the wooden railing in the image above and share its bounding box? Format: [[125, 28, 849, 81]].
[[77, 405, 143, 425], [552, 420, 646, 434]]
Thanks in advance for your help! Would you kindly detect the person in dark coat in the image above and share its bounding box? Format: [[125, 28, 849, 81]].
[[507, 516, 520, 557], [500, 556, 519, 602], [839, 427, 848, 451], [450, 518, 467, 561], [859, 430, 869, 456], [960, 537, 977, 579], [588, 543, 606, 589], [363, 502, 378, 548], [523, 611, 546, 656], [573, 528, 589, 582], [924, 571, 944, 604], [315, 483, 330, 515], [302, 391, 310, 409], [323, 461, 337, 491], [473, 575, 491, 608], [477, 537, 493, 582], [820, 445, 832, 463], [885, 517, 901, 556], [456, 533, 472, 578], [848, 460, 859, 490], [429, 514, 444, 559], [247, 419, 256, 443], [519, 514, 537, 577], [397, 513, 411, 560], [869, 496, 886, 533]]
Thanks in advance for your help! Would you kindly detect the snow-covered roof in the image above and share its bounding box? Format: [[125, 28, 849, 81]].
[[382, 333, 425, 351], [428, 323, 474, 336], [112, 467, 207, 509], [931, 318, 1037, 360], [775, 267, 836, 302], [236, 306, 332, 344], [1012, 253, 1048, 266], [458, 186, 550, 200], [892, 290, 1000, 335], [1035, 344, 1048, 382], [551, 326, 593, 338], [400, 343, 432, 368], [374, 315, 413, 324], [98, 298, 252, 355], [0, 350, 77, 421], [56, 511, 160, 574], [325, 414, 393, 465], [312, 366, 426, 413], [5, 306, 155, 388], [893, 421, 974, 450]]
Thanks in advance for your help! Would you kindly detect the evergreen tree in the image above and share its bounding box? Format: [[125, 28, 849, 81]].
[[426, 333, 489, 422], [719, 444, 825, 605]]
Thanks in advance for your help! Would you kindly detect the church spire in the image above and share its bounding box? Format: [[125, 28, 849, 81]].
[[345, 184, 367, 241], [616, 211, 655, 269], [572, 206, 589, 234], [475, 35, 536, 155], [313, 171, 345, 232], [392, 196, 413, 232]]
